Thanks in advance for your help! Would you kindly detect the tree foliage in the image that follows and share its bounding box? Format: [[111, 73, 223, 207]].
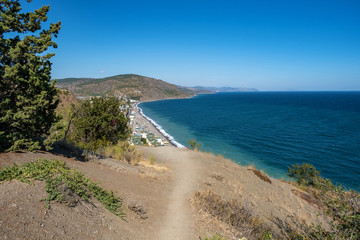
[[287, 163, 320, 186], [69, 97, 130, 150], [0, 0, 61, 151]]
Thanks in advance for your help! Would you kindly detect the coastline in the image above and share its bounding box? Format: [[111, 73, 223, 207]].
[[134, 92, 360, 191], [140, 91, 216, 103], [131, 103, 186, 148], [133, 94, 209, 148]]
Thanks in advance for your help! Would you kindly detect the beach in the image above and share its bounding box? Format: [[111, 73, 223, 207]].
[[130, 104, 174, 147]]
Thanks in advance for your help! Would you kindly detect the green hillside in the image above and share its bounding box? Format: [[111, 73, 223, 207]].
[[55, 74, 207, 101]]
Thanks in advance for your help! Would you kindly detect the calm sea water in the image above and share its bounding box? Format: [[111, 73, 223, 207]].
[[140, 92, 360, 191]]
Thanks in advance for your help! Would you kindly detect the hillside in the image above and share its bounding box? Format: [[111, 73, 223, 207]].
[[55, 74, 208, 101], [0, 147, 331, 240]]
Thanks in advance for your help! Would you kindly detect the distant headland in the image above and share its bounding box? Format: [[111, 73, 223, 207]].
[[54, 74, 257, 101]]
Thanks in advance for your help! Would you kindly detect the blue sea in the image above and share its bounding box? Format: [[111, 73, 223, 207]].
[[140, 92, 360, 191]]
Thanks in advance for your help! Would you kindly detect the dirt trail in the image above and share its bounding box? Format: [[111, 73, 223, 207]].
[[1, 147, 331, 239], [140, 147, 201, 240]]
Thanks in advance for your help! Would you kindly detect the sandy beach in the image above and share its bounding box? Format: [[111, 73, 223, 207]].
[[130, 104, 173, 147]]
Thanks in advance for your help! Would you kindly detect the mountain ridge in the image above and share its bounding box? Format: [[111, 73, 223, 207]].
[[55, 74, 209, 101], [55, 74, 257, 101]]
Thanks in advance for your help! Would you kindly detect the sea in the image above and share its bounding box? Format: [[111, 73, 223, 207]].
[[139, 92, 360, 191]]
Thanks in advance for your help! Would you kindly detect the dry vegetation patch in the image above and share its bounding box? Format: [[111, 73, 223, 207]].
[[128, 201, 148, 219], [102, 142, 143, 165], [248, 167, 272, 184], [193, 189, 273, 239], [291, 189, 325, 209], [138, 161, 169, 172]]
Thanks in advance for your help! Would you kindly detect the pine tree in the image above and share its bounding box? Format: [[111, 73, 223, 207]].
[[0, 0, 61, 151]]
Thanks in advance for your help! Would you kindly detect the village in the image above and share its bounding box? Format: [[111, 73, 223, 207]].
[[128, 104, 170, 147]]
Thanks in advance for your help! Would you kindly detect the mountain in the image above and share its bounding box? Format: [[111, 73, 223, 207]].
[[55, 74, 208, 101], [192, 86, 258, 92]]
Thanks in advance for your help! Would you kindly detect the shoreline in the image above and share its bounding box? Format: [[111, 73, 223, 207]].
[[131, 103, 186, 148], [135, 92, 360, 192]]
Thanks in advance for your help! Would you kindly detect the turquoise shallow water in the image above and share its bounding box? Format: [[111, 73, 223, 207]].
[[140, 92, 360, 191]]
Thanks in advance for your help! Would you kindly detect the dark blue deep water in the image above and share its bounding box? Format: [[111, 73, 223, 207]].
[[140, 92, 360, 191]]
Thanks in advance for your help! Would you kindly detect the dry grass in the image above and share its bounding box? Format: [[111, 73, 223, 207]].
[[127, 201, 148, 219], [194, 189, 272, 240], [291, 189, 324, 209], [149, 154, 155, 165], [103, 142, 143, 165], [104, 143, 169, 171], [247, 166, 272, 184], [138, 161, 169, 172]]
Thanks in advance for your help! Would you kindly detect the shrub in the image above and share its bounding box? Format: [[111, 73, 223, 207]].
[[189, 139, 202, 151], [287, 163, 320, 186], [43, 120, 67, 151], [70, 97, 130, 150]]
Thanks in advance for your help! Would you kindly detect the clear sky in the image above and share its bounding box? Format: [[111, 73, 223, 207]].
[[26, 0, 360, 91]]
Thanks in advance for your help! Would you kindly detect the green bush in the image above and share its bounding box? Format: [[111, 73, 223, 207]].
[[287, 163, 320, 186], [69, 97, 130, 150], [188, 138, 202, 151]]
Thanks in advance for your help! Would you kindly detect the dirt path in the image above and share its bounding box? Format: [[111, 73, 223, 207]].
[[1, 147, 331, 239], [140, 147, 201, 239]]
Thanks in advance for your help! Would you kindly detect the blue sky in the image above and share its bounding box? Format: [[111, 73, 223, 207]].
[[25, 0, 360, 90]]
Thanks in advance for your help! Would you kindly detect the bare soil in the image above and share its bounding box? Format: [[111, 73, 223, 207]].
[[0, 147, 329, 239]]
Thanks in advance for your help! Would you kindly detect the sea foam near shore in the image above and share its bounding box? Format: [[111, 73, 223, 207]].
[[137, 103, 186, 148]]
